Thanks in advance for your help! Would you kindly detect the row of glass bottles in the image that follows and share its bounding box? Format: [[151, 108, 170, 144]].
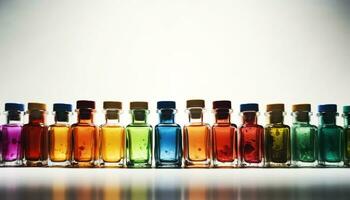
[[0, 100, 348, 168]]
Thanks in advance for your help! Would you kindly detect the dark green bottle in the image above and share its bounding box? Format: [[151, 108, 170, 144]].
[[342, 106, 350, 166], [264, 104, 291, 167], [317, 104, 343, 167], [291, 104, 318, 167]]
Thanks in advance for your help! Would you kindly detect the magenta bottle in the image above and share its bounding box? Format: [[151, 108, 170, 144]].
[[1, 103, 25, 166]]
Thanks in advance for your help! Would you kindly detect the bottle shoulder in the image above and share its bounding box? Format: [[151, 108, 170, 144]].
[[71, 123, 97, 128], [23, 123, 48, 128], [50, 123, 71, 128], [100, 124, 124, 128], [239, 124, 264, 129]]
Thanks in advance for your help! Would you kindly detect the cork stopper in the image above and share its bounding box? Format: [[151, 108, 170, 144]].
[[292, 104, 311, 112], [104, 101, 122, 109], [266, 104, 284, 112], [130, 101, 148, 110], [28, 102, 47, 111], [186, 99, 205, 108]]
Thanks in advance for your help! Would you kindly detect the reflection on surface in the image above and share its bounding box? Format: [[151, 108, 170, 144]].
[[0, 168, 350, 200]]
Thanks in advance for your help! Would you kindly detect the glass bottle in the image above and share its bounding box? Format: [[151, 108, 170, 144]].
[[291, 104, 318, 167], [239, 103, 264, 167], [23, 102, 49, 166], [71, 100, 99, 167], [1, 103, 25, 166], [212, 100, 237, 167], [48, 103, 72, 167], [100, 101, 125, 167], [183, 99, 211, 168], [264, 104, 291, 167], [343, 105, 350, 166], [155, 101, 182, 168], [126, 101, 152, 168], [317, 104, 343, 167]]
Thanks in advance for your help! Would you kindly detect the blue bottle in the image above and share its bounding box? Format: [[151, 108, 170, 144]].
[[155, 101, 182, 168]]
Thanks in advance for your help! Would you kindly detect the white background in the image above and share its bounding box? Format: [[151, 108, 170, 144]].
[[0, 0, 349, 126]]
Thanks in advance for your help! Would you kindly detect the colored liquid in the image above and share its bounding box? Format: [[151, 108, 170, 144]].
[[344, 128, 350, 164], [265, 126, 290, 166], [239, 126, 264, 164], [72, 125, 98, 166], [126, 125, 152, 167], [212, 125, 237, 163], [155, 125, 182, 167], [183, 124, 210, 167], [23, 124, 49, 165], [291, 125, 317, 163], [49, 125, 71, 163], [100, 126, 125, 163], [1, 124, 23, 162], [318, 126, 343, 163]]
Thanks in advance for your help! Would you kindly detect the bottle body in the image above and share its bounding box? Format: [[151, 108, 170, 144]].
[[264, 124, 291, 167], [1, 124, 23, 166], [344, 126, 350, 166], [239, 125, 264, 167], [155, 124, 182, 168], [212, 124, 237, 167], [100, 124, 125, 167], [23, 123, 49, 166], [183, 123, 211, 168], [291, 123, 318, 167], [48, 124, 71, 167], [318, 125, 343, 166], [126, 124, 152, 168]]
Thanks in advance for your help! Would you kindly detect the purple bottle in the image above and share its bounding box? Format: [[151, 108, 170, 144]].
[[1, 103, 25, 166]]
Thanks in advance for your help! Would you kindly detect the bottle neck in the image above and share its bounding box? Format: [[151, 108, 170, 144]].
[[55, 111, 70, 124], [266, 111, 285, 125], [292, 111, 311, 124], [131, 109, 149, 124], [214, 109, 231, 124], [319, 112, 337, 125], [6, 111, 23, 124], [344, 113, 350, 127], [28, 110, 46, 125], [188, 108, 204, 124], [105, 109, 121, 124], [241, 111, 258, 125], [158, 109, 175, 124], [77, 109, 94, 124]]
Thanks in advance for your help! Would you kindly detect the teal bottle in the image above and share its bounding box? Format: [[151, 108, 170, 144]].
[[126, 102, 153, 168], [342, 106, 350, 166], [317, 104, 343, 167], [291, 104, 318, 167]]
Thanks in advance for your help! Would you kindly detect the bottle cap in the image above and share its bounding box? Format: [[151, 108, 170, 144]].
[[157, 101, 176, 109], [5, 103, 25, 112], [266, 104, 284, 112], [186, 99, 205, 108], [103, 101, 122, 109], [343, 105, 350, 113], [53, 103, 72, 112], [240, 103, 259, 112], [28, 102, 47, 111], [318, 104, 337, 113], [213, 100, 231, 109], [130, 101, 148, 109], [292, 104, 311, 112], [76, 100, 95, 109]]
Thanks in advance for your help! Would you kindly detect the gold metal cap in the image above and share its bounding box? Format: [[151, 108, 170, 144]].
[[130, 101, 148, 109], [292, 104, 311, 112], [186, 99, 205, 108], [28, 102, 47, 111], [266, 103, 284, 112], [103, 101, 122, 109]]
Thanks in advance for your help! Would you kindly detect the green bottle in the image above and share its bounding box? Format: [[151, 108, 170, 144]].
[[126, 102, 153, 168], [342, 106, 350, 166], [291, 104, 318, 167], [317, 104, 343, 167], [264, 104, 291, 167]]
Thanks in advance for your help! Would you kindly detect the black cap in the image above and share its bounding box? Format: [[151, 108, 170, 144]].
[[5, 103, 25, 112], [77, 100, 95, 109], [53, 103, 72, 112], [213, 100, 231, 109], [157, 101, 176, 109]]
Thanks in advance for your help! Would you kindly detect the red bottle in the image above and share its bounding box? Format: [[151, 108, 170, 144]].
[[212, 100, 238, 167], [23, 103, 49, 166], [239, 103, 264, 167]]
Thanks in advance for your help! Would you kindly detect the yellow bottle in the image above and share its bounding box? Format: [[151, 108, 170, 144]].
[[100, 101, 125, 167]]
